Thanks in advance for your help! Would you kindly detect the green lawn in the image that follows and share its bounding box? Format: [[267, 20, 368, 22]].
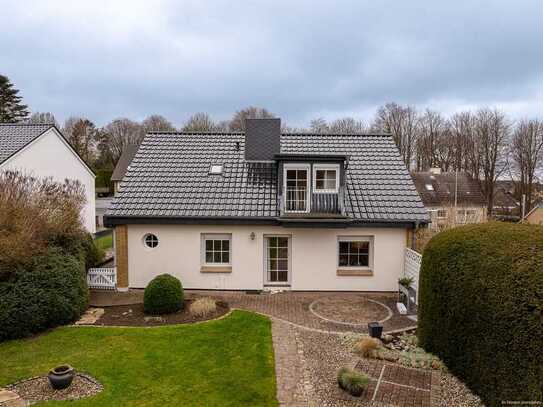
[[94, 233, 113, 252], [0, 311, 277, 406]]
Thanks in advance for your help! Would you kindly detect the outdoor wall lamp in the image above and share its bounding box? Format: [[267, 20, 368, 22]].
[[250, 232, 256, 241]]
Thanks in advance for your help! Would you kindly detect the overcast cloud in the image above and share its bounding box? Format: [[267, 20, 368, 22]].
[[1, 0, 543, 127]]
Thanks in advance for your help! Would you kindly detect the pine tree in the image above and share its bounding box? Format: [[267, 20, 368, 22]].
[[0, 75, 29, 123]]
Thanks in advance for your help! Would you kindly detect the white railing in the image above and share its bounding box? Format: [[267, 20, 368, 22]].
[[87, 267, 117, 290], [404, 248, 422, 303], [285, 188, 308, 212]]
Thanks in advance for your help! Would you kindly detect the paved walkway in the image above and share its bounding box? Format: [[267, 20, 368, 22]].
[[190, 290, 415, 334]]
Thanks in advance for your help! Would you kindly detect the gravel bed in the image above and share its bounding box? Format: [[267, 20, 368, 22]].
[[295, 325, 483, 406], [296, 328, 384, 406], [7, 373, 102, 403], [440, 372, 484, 407]]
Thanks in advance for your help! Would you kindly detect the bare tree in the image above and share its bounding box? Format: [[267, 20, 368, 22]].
[[415, 109, 446, 170], [328, 117, 366, 134], [309, 118, 329, 133], [182, 112, 221, 132], [99, 118, 144, 164], [449, 111, 476, 175], [510, 119, 543, 215], [229, 106, 274, 131], [142, 115, 176, 132], [472, 108, 510, 216], [63, 117, 98, 165], [373, 103, 419, 168], [27, 112, 58, 126]]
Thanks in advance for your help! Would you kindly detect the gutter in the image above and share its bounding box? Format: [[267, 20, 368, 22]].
[[104, 214, 428, 229]]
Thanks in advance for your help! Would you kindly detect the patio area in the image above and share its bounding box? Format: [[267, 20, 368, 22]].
[[90, 290, 416, 334]]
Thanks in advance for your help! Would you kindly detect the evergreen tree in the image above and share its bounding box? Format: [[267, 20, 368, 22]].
[[0, 75, 29, 123]]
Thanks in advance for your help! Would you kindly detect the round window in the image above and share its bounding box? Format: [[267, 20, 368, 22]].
[[143, 233, 159, 248]]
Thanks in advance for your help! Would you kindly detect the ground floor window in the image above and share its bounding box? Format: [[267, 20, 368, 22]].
[[202, 234, 231, 265], [338, 237, 372, 268]]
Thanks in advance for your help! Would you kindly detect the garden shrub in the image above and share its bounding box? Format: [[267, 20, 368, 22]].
[[418, 222, 543, 405], [355, 337, 379, 358], [337, 367, 369, 397], [0, 248, 89, 341], [144, 274, 184, 315], [189, 297, 217, 317]]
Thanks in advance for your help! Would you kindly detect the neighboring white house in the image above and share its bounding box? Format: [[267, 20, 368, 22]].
[[0, 124, 96, 233], [104, 118, 429, 291]]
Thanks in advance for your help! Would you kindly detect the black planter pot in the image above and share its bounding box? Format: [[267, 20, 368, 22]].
[[367, 322, 383, 339], [48, 365, 75, 390]]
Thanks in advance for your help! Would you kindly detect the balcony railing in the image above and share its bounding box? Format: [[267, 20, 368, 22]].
[[311, 193, 339, 213], [285, 187, 308, 212]]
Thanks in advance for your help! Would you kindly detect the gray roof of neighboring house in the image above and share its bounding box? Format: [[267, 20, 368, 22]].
[[411, 171, 486, 207], [106, 132, 429, 224], [0, 123, 53, 164], [111, 145, 139, 181]]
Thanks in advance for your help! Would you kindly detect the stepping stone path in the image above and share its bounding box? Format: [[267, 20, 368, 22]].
[[0, 389, 25, 407], [75, 308, 104, 325]]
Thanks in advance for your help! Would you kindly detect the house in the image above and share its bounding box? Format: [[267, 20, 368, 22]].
[[492, 183, 520, 220], [111, 144, 138, 195], [0, 123, 96, 233], [411, 169, 486, 230], [104, 118, 428, 291], [523, 201, 543, 225]]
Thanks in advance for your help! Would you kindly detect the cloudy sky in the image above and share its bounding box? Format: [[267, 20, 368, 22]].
[[2, 0, 543, 127]]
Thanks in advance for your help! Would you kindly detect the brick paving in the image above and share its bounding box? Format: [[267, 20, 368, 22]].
[[271, 319, 314, 406], [188, 290, 415, 334], [354, 358, 440, 406]]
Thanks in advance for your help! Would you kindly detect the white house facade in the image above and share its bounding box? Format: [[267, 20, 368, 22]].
[[0, 124, 96, 233], [105, 119, 429, 291]]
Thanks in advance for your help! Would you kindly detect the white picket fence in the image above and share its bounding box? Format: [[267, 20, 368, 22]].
[[404, 248, 422, 303], [87, 267, 117, 290]]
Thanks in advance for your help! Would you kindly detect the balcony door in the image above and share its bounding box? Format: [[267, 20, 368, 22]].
[[264, 236, 290, 285], [284, 164, 310, 213]]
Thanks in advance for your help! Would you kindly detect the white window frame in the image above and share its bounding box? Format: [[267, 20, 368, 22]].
[[201, 233, 232, 266], [436, 209, 447, 219], [263, 235, 291, 285], [313, 164, 340, 193], [142, 233, 159, 250], [283, 163, 310, 213], [337, 236, 374, 270]]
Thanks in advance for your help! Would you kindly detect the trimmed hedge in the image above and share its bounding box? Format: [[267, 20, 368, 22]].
[[144, 274, 184, 315], [0, 248, 89, 341], [418, 222, 543, 405]]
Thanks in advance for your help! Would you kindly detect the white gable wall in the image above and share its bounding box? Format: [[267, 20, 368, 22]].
[[0, 128, 95, 233]]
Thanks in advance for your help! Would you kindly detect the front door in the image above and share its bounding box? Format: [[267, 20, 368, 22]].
[[265, 236, 290, 285]]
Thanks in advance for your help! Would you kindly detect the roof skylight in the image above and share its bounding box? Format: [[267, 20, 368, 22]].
[[425, 184, 434, 191], [209, 164, 223, 175]]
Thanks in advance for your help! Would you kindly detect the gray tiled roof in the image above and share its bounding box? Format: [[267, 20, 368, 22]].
[[107, 132, 429, 223], [111, 145, 139, 181], [0, 124, 53, 164], [411, 171, 486, 207]]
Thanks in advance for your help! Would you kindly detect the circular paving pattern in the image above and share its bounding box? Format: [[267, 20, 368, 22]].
[[309, 296, 393, 326]]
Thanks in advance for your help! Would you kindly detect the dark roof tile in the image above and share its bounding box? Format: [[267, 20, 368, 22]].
[[107, 132, 428, 223]]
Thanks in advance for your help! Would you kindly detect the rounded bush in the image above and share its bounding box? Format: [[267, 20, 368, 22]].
[[144, 274, 184, 315], [0, 248, 89, 341], [418, 222, 543, 405]]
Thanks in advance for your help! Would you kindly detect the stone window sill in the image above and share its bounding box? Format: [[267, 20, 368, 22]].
[[200, 265, 232, 273], [336, 268, 373, 277]]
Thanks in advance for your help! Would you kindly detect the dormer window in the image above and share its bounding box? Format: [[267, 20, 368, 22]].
[[313, 164, 339, 193], [284, 164, 310, 213]]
